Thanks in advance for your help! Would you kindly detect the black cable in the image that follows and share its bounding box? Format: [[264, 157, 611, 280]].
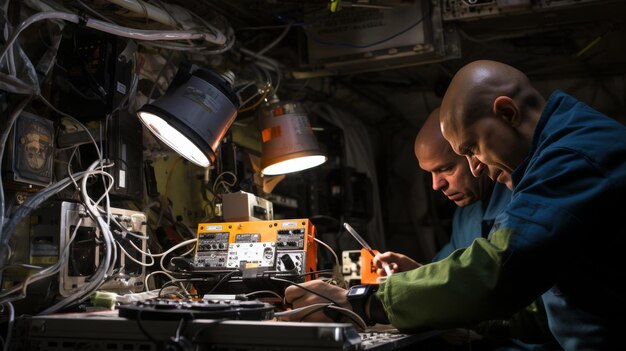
[[205, 270, 242, 295], [157, 279, 199, 298], [258, 268, 334, 282], [165, 318, 193, 351], [298, 269, 333, 278], [147, 51, 174, 101], [190, 318, 226, 344], [157, 276, 229, 298], [270, 277, 340, 306], [158, 280, 179, 298], [154, 270, 238, 299], [135, 310, 159, 345], [297, 304, 364, 328], [297, 303, 329, 321]]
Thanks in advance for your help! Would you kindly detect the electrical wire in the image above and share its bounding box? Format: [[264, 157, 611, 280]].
[[91, 166, 116, 208], [255, 60, 282, 98], [575, 27, 613, 58], [239, 47, 282, 96], [159, 238, 198, 274], [205, 270, 242, 295], [326, 304, 367, 330], [144, 270, 187, 292], [1, 302, 14, 351], [147, 51, 175, 102], [238, 89, 270, 113], [101, 0, 236, 54], [105, 0, 178, 28], [104, 211, 150, 241], [257, 24, 291, 56], [274, 302, 331, 317], [0, 168, 99, 275], [126, 240, 155, 264], [298, 269, 334, 278], [85, 170, 118, 281], [212, 171, 237, 194], [114, 286, 180, 304], [234, 80, 261, 107], [314, 237, 339, 269], [74, 0, 116, 23], [40, 95, 103, 160], [0, 71, 38, 94], [0, 10, 227, 67], [273, 302, 367, 330], [0, 96, 33, 255], [244, 290, 283, 300], [190, 318, 226, 344], [303, 4, 432, 49], [158, 279, 198, 298], [171, 318, 191, 349], [270, 277, 340, 306], [38, 160, 117, 314], [135, 310, 160, 345], [116, 241, 155, 267], [0, 218, 83, 302], [0, 264, 43, 274]]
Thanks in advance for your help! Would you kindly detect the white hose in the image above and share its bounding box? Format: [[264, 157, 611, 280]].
[[0, 10, 226, 65]]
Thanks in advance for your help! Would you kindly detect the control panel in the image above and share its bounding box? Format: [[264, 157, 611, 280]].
[[194, 219, 317, 280]]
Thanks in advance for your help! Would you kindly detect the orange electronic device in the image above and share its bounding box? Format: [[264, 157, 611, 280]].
[[359, 248, 381, 285], [193, 219, 317, 281]]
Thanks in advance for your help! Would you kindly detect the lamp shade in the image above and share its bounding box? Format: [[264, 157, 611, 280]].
[[137, 67, 239, 167], [260, 101, 327, 175]]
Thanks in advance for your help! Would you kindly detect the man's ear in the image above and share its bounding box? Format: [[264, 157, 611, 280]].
[[493, 96, 521, 127]]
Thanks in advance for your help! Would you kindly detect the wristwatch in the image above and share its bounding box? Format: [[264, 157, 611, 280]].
[[347, 284, 377, 326]]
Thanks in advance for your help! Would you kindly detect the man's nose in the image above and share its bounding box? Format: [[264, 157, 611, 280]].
[[467, 156, 484, 177], [432, 174, 447, 191]]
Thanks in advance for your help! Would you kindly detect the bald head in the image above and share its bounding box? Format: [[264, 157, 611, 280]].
[[439, 60, 546, 189], [440, 60, 540, 135], [414, 108, 454, 161], [415, 108, 490, 207]]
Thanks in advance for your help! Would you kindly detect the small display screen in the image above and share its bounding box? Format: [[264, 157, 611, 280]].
[[350, 286, 367, 296], [235, 233, 260, 243]]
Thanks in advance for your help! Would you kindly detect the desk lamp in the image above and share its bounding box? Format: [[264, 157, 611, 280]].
[[259, 99, 327, 175], [137, 66, 239, 167]]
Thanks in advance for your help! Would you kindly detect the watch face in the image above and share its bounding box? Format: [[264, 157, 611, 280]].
[[349, 286, 367, 296]]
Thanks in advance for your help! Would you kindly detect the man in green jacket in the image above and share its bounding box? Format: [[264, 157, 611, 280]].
[[282, 60, 626, 350]]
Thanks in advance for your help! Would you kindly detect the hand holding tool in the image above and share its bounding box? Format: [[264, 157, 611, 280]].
[[343, 223, 393, 277]]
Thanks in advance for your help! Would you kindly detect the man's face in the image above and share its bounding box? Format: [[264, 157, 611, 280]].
[[417, 145, 483, 207], [442, 116, 526, 190]]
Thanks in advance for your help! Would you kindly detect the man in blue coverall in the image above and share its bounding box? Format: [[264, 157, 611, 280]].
[[282, 60, 626, 350]]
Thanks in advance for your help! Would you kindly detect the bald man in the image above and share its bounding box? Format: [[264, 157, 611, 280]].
[[375, 107, 511, 270], [418, 107, 493, 208], [416, 107, 512, 262], [376, 109, 551, 350], [282, 60, 625, 350], [377, 109, 551, 350], [436, 60, 626, 349]]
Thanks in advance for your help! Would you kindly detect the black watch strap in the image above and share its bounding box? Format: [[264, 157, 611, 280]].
[[347, 284, 377, 326]]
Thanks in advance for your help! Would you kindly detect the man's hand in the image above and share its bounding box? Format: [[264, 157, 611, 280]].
[[373, 252, 422, 276], [280, 280, 351, 322]]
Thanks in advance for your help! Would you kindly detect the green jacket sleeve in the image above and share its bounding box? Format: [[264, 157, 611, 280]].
[[376, 229, 533, 332]]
